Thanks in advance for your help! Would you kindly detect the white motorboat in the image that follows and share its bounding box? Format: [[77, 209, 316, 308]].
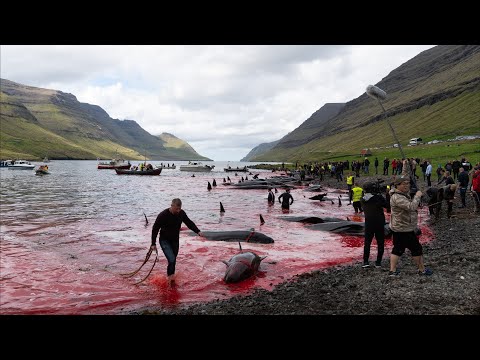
[[179, 161, 215, 172], [8, 160, 35, 170]]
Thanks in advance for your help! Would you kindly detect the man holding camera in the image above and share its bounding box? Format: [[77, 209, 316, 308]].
[[388, 176, 432, 276], [361, 180, 388, 268]]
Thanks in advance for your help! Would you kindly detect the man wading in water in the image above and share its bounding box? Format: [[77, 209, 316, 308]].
[[151, 198, 204, 286], [278, 188, 294, 212]]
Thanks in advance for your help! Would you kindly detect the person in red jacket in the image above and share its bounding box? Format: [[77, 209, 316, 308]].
[[471, 166, 480, 212]]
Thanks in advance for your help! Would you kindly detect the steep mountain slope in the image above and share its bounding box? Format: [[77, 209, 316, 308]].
[[240, 139, 281, 161], [157, 133, 210, 160], [273, 103, 345, 148], [254, 45, 480, 162], [242, 103, 345, 161], [0, 79, 209, 160]]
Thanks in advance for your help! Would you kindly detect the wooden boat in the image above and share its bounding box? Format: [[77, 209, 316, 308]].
[[115, 168, 162, 175], [224, 166, 248, 172]]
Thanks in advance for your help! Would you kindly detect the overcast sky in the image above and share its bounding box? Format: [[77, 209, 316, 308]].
[[1, 45, 435, 160]]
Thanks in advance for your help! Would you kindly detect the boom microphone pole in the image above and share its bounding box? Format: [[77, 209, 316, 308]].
[[366, 85, 418, 192]]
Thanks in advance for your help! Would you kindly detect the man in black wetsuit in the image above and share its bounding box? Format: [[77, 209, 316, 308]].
[[267, 188, 275, 205], [151, 198, 204, 285], [360, 181, 387, 268], [278, 188, 294, 211]]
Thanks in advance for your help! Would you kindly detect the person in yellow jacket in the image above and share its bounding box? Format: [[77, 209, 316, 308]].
[[346, 172, 355, 204], [351, 184, 363, 213]]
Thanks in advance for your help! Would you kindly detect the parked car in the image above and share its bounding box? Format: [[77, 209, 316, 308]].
[[409, 137, 422, 146]]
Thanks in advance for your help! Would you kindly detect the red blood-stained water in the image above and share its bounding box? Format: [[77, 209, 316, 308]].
[[0, 161, 434, 314]]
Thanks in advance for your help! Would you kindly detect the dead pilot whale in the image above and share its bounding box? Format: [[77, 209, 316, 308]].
[[306, 221, 365, 235], [190, 230, 274, 244], [278, 215, 344, 224], [222, 242, 266, 283]]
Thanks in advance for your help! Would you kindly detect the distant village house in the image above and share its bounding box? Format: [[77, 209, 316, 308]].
[[360, 148, 372, 156]]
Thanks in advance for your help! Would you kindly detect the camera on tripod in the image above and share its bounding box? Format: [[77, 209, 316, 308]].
[[363, 179, 387, 194]]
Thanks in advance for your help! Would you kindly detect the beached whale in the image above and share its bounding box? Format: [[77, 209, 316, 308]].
[[191, 230, 274, 244], [222, 243, 266, 283], [306, 221, 365, 235], [304, 185, 325, 192], [278, 215, 344, 224], [309, 193, 328, 201]]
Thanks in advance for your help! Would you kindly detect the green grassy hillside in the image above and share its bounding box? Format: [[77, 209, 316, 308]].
[[0, 79, 210, 161], [254, 45, 480, 164], [255, 92, 480, 165], [0, 91, 144, 160], [157, 133, 211, 160]]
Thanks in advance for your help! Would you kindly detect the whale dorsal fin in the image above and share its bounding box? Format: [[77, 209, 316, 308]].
[[238, 241, 243, 252]]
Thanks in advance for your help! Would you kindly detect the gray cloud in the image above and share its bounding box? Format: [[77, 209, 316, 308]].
[[1, 45, 435, 160]]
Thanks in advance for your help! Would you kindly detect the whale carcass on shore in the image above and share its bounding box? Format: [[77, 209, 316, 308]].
[[306, 221, 365, 235], [222, 243, 267, 283], [191, 230, 274, 244], [277, 215, 344, 224]]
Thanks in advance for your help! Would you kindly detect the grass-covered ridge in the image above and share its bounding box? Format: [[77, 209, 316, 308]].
[[157, 133, 211, 160], [0, 79, 210, 161], [252, 45, 480, 164]]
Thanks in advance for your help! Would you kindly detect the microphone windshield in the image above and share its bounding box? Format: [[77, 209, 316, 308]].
[[366, 85, 387, 101]]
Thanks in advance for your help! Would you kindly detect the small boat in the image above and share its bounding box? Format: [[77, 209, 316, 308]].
[[224, 166, 248, 172], [157, 164, 176, 169], [35, 165, 50, 175], [179, 161, 215, 172], [8, 160, 35, 170], [0, 160, 14, 167], [43, 156, 50, 163], [115, 168, 162, 175], [97, 158, 131, 169]]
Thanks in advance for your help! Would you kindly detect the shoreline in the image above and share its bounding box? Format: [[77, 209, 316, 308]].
[[141, 173, 480, 315]]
